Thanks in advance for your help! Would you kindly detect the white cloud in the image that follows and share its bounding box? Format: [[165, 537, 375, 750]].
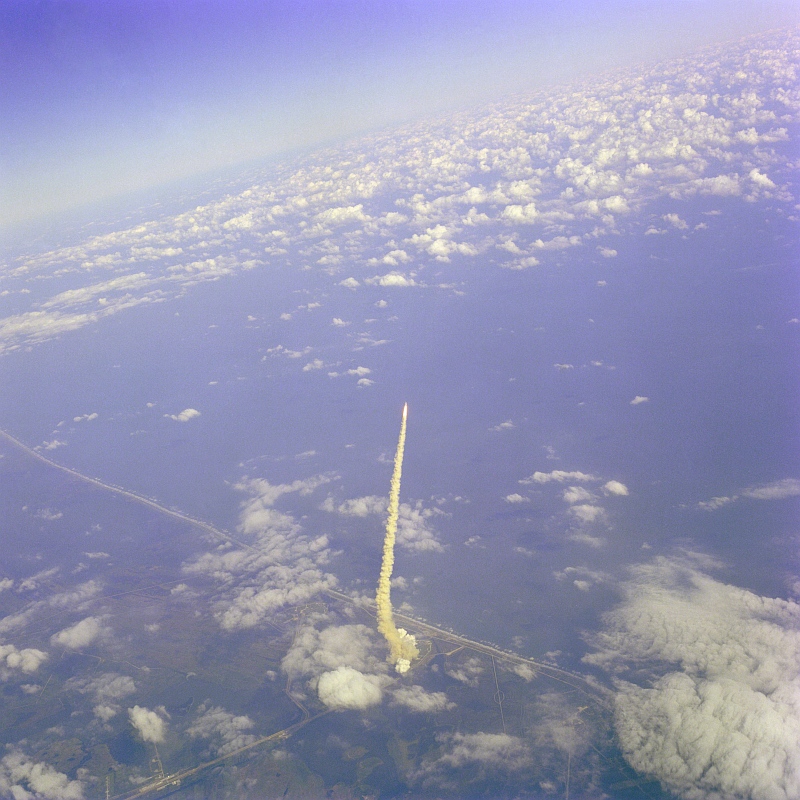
[[741, 478, 800, 501], [187, 703, 257, 756], [749, 168, 776, 189], [630, 395, 649, 405], [48, 580, 102, 609], [128, 705, 167, 743], [331, 317, 349, 327], [445, 656, 484, 687], [562, 486, 594, 504], [699, 478, 800, 510], [282, 622, 386, 683], [339, 277, 360, 288], [663, 213, 689, 229], [317, 666, 385, 710], [316, 204, 368, 225], [0, 644, 48, 678], [520, 470, 598, 484], [184, 475, 337, 630], [50, 616, 107, 650], [373, 272, 416, 287], [489, 420, 515, 431], [396, 502, 445, 553], [504, 493, 528, 504], [325, 494, 386, 517], [391, 685, 455, 713], [597, 246, 618, 257], [167, 408, 201, 422], [569, 504, 606, 524], [415, 732, 531, 776], [585, 554, 800, 800], [553, 565, 610, 590], [0, 750, 84, 800], [603, 480, 629, 496], [502, 202, 539, 223], [66, 672, 136, 719]]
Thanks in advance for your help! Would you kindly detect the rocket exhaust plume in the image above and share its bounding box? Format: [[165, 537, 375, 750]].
[[376, 402, 418, 673]]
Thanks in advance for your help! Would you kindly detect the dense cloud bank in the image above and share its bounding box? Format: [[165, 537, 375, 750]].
[[586, 554, 800, 800]]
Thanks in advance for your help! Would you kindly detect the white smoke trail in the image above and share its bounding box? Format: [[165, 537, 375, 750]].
[[376, 402, 418, 673]]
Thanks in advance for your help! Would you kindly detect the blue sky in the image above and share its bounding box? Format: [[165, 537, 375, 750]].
[[2, 0, 798, 228]]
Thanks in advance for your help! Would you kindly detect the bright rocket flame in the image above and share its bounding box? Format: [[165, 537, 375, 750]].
[[376, 403, 418, 672]]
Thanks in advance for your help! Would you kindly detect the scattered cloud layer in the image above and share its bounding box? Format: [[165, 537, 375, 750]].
[[183, 475, 336, 630], [1, 29, 795, 359]]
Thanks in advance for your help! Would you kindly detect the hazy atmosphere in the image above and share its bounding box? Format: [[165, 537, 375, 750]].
[[1, 2, 799, 799]]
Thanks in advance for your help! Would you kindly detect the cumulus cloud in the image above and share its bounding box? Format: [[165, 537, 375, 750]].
[[317, 666, 385, 710], [585, 554, 800, 800], [663, 213, 689, 229], [562, 486, 594, 504], [367, 272, 416, 287], [66, 672, 136, 720], [282, 622, 386, 686], [569, 504, 606, 524], [520, 470, 598, 484], [187, 703, 257, 755], [183, 475, 336, 630], [167, 408, 201, 422], [504, 493, 528, 504], [629, 395, 649, 405], [0, 750, 84, 799], [0, 644, 48, 679], [445, 656, 485, 687], [128, 705, 167, 743], [50, 616, 108, 649], [603, 480, 629, 496], [391, 685, 455, 713]]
